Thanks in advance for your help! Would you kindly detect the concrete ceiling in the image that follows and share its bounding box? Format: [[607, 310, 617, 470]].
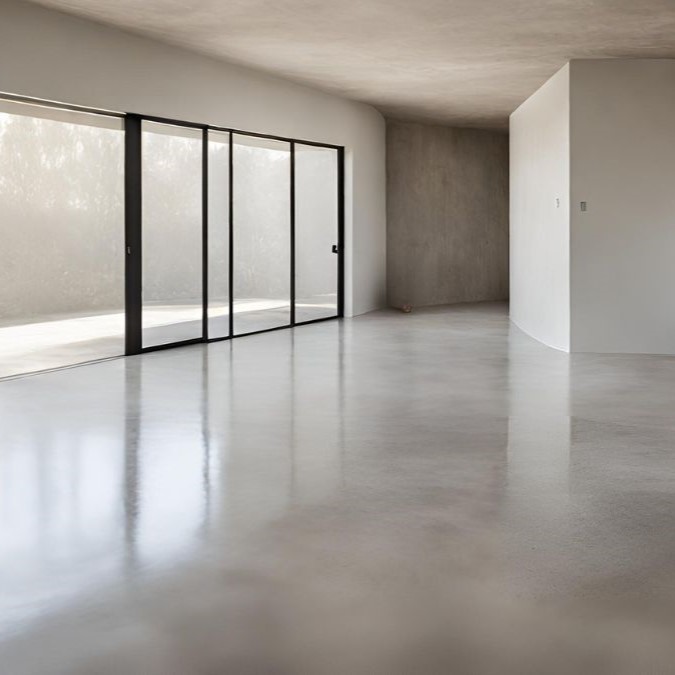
[[27, 0, 675, 129]]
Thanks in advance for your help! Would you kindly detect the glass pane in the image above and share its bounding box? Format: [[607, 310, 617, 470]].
[[142, 122, 202, 348], [208, 130, 230, 339], [233, 135, 291, 335], [0, 100, 124, 378], [295, 145, 339, 322]]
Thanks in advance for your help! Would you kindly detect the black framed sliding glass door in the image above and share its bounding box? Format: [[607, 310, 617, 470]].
[[294, 144, 340, 323], [232, 135, 292, 336], [0, 92, 344, 379], [141, 121, 203, 348], [207, 130, 231, 340]]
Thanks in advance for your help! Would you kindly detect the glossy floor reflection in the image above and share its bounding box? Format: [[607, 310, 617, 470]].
[[2, 302, 675, 674]]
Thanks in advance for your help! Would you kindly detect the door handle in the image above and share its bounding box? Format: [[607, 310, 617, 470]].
[[332, 244, 339, 254]]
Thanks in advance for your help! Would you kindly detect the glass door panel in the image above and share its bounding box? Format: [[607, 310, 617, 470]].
[[232, 135, 291, 335], [295, 145, 339, 322], [0, 100, 124, 378], [141, 121, 202, 348], [207, 130, 230, 339]]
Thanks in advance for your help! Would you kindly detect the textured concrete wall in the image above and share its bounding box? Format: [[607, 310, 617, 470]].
[[386, 121, 509, 309]]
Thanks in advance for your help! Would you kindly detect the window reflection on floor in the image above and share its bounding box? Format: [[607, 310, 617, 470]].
[[0, 356, 221, 635], [0, 322, 347, 663]]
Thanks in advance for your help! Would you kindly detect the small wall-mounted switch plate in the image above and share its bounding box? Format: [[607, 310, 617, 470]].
[[555, 198, 560, 208], [580, 201, 587, 212]]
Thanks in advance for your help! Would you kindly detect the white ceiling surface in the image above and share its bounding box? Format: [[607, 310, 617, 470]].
[[25, 0, 675, 129]]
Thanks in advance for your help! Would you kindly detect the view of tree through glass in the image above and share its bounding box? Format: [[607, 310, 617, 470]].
[[208, 131, 230, 339], [0, 101, 124, 378], [141, 121, 203, 348], [233, 135, 291, 335], [0, 100, 340, 377]]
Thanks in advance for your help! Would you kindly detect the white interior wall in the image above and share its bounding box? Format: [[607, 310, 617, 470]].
[[509, 65, 570, 351], [0, 0, 386, 317], [570, 59, 675, 354]]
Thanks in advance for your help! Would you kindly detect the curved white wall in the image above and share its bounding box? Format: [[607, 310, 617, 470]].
[[510, 65, 570, 352], [0, 0, 386, 317], [512, 59, 675, 355]]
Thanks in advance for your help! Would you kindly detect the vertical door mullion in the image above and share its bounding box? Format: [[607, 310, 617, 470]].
[[202, 128, 209, 340], [290, 141, 296, 326], [124, 114, 142, 355], [337, 147, 345, 318], [228, 132, 234, 338]]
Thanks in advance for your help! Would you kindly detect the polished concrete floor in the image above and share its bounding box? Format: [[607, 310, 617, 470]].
[[2, 302, 675, 674]]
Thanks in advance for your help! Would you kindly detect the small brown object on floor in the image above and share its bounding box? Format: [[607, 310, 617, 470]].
[[401, 304, 413, 313]]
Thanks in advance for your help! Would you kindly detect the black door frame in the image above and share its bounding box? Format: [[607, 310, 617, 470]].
[[124, 112, 345, 356]]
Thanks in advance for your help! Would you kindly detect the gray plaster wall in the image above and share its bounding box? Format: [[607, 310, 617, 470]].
[[569, 59, 675, 354], [386, 121, 509, 309]]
